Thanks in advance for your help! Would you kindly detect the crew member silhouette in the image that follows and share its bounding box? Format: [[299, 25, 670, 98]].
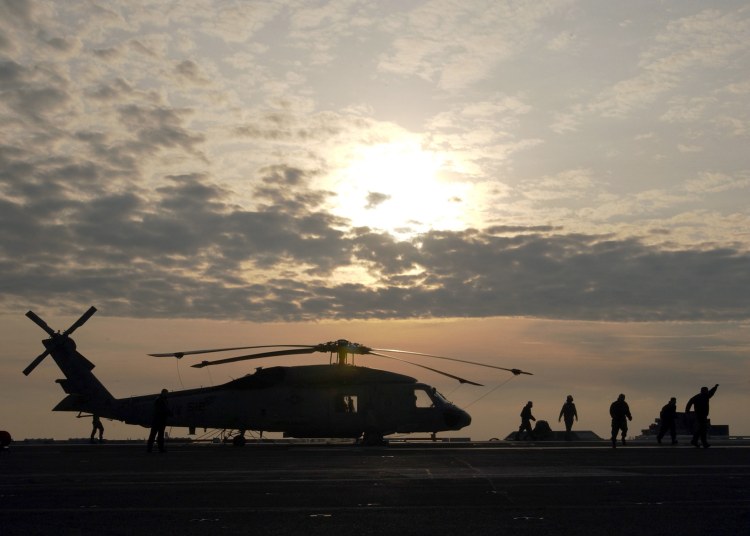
[[516, 401, 536, 440], [609, 393, 632, 448], [558, 395, 578, 440], [90, 414, 104, 443], [685, 384, 719, 448], [656, 397, 678, 445], [147, 389, 171, 453]]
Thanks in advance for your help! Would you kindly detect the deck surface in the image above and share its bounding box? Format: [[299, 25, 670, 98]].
[[2, 441, 749, 535]]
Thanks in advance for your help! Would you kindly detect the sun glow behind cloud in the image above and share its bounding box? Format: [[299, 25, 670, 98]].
[[327, 140, 476, 237]]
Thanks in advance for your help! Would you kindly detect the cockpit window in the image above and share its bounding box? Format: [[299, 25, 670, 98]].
[[433, 390, 448, 403], [413, 388, 434, 408]]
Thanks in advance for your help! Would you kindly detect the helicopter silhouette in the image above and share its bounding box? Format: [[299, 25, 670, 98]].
[[23, 306, 532, 445]]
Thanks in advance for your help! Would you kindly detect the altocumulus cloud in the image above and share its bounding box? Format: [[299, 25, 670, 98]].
[[2, 163, 749, 322], [2, 1, 749, 324]]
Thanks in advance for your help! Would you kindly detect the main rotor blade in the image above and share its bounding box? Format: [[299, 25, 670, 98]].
[[62, 306, 97, 336], [150, 344, 315, 358], [192, 347, 318, 368], [372, 347, 533, 376], [23, 349, 50, 376], [369, 351, 483, 386], [25, 310, 56, 337]]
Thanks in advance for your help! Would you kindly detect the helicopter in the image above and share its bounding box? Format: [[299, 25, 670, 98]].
[[23, 306, 532, 445]]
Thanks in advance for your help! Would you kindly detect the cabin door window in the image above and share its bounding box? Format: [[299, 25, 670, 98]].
[[334, 394, 358, 413]]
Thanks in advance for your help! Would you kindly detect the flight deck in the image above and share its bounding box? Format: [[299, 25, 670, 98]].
[[2, 441, 748, 535]]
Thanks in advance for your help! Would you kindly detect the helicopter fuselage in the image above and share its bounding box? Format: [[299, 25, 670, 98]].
[[112, 364, 471, 440]]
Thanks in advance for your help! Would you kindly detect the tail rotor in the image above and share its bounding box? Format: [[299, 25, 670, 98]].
[[23, 306, 97, 376]]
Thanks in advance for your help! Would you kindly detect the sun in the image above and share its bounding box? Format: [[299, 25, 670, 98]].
[[328, 140, 473, 237]]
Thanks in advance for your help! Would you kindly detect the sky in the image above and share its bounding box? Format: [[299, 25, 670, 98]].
[[1, 0, 749, 441]]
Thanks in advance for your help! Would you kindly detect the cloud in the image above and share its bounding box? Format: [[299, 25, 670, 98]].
[[174, 59, 210, 85], [0, 59, 25, 88], [0, 0, 37, 29], [588, 8, 750, 119], [520, 168, 600, 201], [116, 104, 205, 155], [2, 157, 749, 323], [365, 191, 390, 209], [684, 172, 750, 194], [1, 1, 749, 327], [0, 59, 70, 120], [377, 1, 570, 91]]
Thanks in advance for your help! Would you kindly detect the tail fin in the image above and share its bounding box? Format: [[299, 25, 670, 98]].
[[24, 307, 116, 417]]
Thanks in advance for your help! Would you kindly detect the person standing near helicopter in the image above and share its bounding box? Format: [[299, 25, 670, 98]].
[[656, 397, 678, 445], [90, 414, 104, 443], [516, 401, 536, 440], [609, 393, 632, 448], [147, 389, 172, 453], [558, 395, 578, 440], [685, 384, 719, 448]]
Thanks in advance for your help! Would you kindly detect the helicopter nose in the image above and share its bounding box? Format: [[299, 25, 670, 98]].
[[443, 406, 471, 429]]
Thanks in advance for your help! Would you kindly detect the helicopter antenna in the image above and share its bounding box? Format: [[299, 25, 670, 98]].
[[463, 375, 517, 409]]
